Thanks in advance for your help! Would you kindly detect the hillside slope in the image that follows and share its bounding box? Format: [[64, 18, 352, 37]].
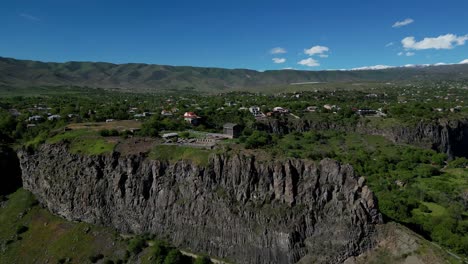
[[1, 57, 468, 92]]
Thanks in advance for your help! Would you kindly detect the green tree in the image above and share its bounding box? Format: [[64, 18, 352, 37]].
[[245, 131, 272, 149], [163, 249, 183, 264], [194, 256, 211, 264]]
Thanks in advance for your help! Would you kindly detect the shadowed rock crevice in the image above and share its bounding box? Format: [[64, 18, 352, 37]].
[[0, 145, 22, 195], [19, 144, 383, 264]]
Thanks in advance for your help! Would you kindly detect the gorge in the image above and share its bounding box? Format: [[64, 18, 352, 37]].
[[17, 143, 381, 264]]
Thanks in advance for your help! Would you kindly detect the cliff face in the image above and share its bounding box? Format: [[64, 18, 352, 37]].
[[18, 144, 382, 264], [258, 118, 468, 158], [358, 119, 468, 158]]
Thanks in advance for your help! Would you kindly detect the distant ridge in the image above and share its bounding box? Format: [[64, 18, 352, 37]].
[[1, 56, 468, 93]]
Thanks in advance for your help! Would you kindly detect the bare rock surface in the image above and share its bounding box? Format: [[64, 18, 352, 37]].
[[18, 144, 382, 264]]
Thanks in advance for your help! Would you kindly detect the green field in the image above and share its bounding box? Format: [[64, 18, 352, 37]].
[[46, 129, 116, 155], [149, 145, 212, 166], [0, 189, 127, 263]]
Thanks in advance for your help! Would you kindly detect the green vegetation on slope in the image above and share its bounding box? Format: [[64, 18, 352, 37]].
[[45, 129, 116, 155], [149, 145, 212, 166], [3, 56, 468, 93], [0, 189, 127, 263], [0, 189, 215, 264]]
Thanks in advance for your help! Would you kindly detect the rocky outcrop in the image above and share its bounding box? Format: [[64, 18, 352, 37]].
[[0, 145, 22, 195], [258, 118, 468, 158], [18, 144, 382, 264]]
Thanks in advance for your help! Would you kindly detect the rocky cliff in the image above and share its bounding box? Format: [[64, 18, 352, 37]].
[[258, 118, 468, 158], [18, 144, 382, 264]]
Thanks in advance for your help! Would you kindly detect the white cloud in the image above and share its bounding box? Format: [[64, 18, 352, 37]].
[[402, 34, 468, 50], [351, 65, 395, 71], [270, 47, 287, 54], [349, 61, 468, 71], [20, 13, 40, 21], [318, 54, 329, 58], [385, 42, 394, 47], [398, 51, 414, 56], [298, 58, 320, 67], [304, 45, 329, 56], [272, 58, 286, 64], [283, 67, 295, 70], [392, 18, 414, 28]]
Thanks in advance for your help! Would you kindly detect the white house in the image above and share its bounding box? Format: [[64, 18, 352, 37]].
[[47, 115, 61, 121], [28, 115, 44, 122]]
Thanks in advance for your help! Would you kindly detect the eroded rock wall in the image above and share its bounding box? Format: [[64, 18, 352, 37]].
[[18, 144, 382, 264]]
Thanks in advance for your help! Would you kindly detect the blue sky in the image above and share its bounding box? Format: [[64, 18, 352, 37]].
[[1, 0, 468, 70]]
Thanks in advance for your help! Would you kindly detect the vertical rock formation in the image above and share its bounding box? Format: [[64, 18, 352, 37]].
[[18, 144, 382, 264]]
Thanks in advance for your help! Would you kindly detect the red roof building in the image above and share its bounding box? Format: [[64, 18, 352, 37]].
[[183, 112, 198, 118]]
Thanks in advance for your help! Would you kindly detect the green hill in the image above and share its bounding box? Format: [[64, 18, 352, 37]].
[[1, 56, 468, 93]]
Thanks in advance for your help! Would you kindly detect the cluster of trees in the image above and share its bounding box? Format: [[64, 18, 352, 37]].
[[126, 236, 212, 264]]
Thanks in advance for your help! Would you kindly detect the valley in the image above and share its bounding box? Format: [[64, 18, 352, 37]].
[[1, 59, 467, 264]]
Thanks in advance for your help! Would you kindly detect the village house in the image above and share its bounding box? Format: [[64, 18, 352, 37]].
[[249, 106, 261, 115], [162, 132, 179, 142], [223, 123, 241, 138], [184, 112, 201, 125], [249, 106, 265, 118], [28, 115, 44, 122], [128, 107, 138, 114], [273, 107, 289, 113], [306, 106, 318, 112], [450, 106, 462, 112], [8, 109, 20, 117], [47, 114, 61, 121], [161, 110, 173, 116], [323, 104, 334, 110], [356, 109, 377, 116]]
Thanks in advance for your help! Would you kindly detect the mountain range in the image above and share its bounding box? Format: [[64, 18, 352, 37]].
[[1, 56, 468, 93]]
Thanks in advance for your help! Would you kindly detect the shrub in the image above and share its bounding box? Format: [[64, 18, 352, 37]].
[[149, 241, 170, 264], [418, 203, 431, 213], [448, 157, 468, 168], [127, 237, 146, 255], [179, 131, 190, 138], [109, 129, 119, 136], [16, 225, 28, 235], [99, 129, 110, 137], [163, 249, 184, 264], [194, 256, 212, 264], [245, 131, 272, 149]]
